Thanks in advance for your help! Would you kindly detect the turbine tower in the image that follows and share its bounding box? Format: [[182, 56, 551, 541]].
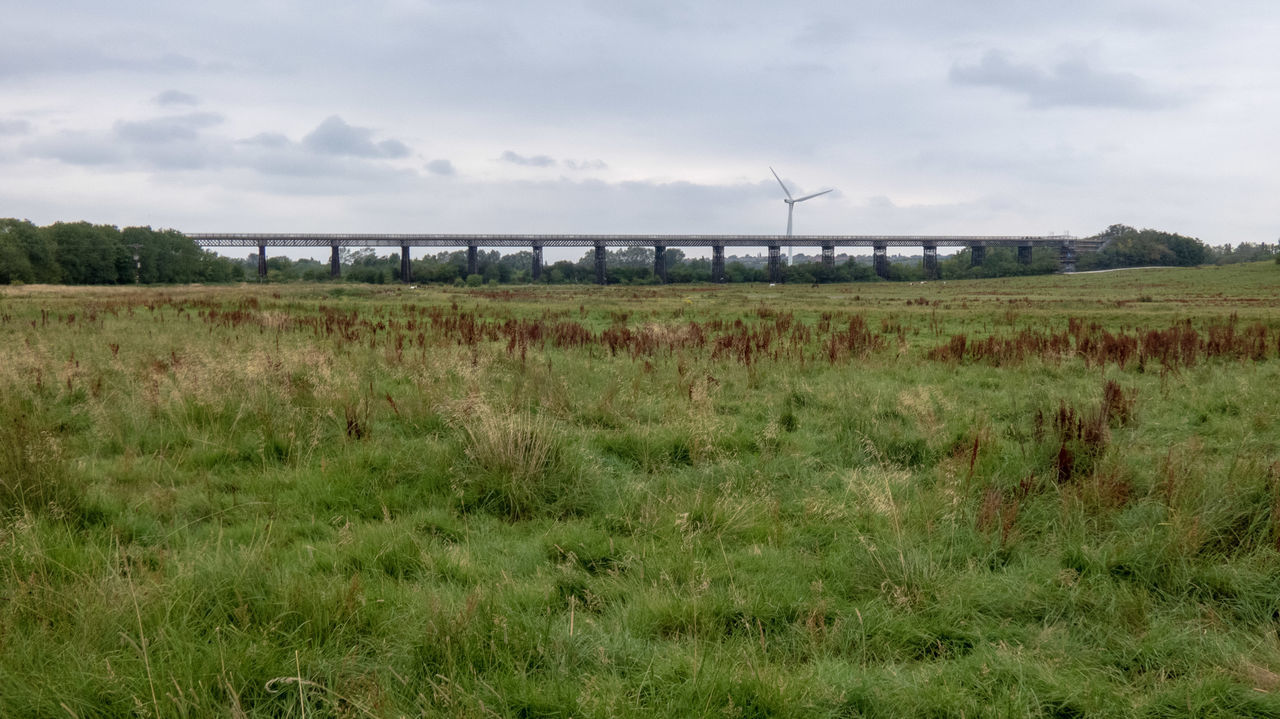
[[771, 167, 832, 265]]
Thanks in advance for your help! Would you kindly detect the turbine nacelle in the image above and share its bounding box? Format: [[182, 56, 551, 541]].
[[770, 166, 833, 240]]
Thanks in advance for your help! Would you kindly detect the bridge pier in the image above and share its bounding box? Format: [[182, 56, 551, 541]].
[[1059, 241, 1077, 273], [922, 243, 939, 279], [970, 244, 986, 267], [873, 243, 889, 278], [190, 235, 1089, 286]]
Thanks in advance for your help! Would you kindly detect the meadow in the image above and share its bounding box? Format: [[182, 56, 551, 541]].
[[2, 262, 1280, 717]]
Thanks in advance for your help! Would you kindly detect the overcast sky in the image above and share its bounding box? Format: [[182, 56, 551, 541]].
[[2, 0, 1277, 261]]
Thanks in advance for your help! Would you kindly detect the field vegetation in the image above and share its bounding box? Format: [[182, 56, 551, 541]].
[[2, 263, 1280, 716]]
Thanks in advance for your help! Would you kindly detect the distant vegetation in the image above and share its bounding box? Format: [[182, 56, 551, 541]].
[[1075, 224, 1277, 271], [0, 219, 244, 285], [4, 218, 1275, 286]]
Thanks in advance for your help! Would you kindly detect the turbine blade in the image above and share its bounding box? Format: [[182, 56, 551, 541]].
[[770, 167, 793, 200], [793, 189, 834, 203]]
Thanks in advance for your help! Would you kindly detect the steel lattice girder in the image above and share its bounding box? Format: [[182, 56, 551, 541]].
[[189, 233, 1076, 249]]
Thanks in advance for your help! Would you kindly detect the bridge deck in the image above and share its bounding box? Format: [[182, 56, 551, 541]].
[[189, 233, 1077, 249]]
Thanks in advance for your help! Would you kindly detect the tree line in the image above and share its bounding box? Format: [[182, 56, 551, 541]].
[[0, 219, 244, 285], [1076, 224, 1278, 270], [4, 219, 1273, 286]]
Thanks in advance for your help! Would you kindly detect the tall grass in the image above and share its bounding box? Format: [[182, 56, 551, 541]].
[[457, 403, 590, 519], [1, 265, 1279, 716], [0, 395, 79, 518]]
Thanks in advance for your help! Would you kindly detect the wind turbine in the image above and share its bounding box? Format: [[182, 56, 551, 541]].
[[771, 167, 832, 264]]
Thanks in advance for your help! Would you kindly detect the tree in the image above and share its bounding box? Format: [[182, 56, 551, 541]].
[[1077, 225, 1210, 270], [0, 220, 36, 283], [42, 222, 122, 284], [0, 219, 60, 283]]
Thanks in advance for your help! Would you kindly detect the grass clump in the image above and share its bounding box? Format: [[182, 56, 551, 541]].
[[456, 403, 589, 519], [0, 396, 81, 519]]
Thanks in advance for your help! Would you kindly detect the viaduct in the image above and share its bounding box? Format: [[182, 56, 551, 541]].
[[188, 233, 1094, 284]]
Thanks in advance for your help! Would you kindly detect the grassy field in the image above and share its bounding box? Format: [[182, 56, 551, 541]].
[[3, 263, 1280, 717]]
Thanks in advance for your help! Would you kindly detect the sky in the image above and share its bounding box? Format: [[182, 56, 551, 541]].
[[2, 0, 1278, 262]]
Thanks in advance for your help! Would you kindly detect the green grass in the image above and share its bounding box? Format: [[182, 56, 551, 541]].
[[2, 264, 1280, 717]]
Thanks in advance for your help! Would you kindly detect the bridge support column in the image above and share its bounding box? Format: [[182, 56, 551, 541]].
[[821, 244, 835, 268], [654, 245, 666, 283], [873, 243, 889, 278], [712, 244, 725, 283], [594, 243, 607, 285], [768, 245, 782, 283], [970, 244, 986, 267], [257, 244, 267, 280], [1059, 241, 1077, 273], [1018, 245, 1033, 265], [400, 245, 411, 283], [922, 243, 939, 279], [330, 245, 341, 279], [467, 245, 478, 276], [531, 244, 543, 282]]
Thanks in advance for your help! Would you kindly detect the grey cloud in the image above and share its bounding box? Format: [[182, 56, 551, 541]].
[[20, 110, 412, 181], [229, 124, 419, 193], [0, 119, 32, 136], [0, 35, 204, 79], [950, 51, 1176, 109], [233, 144, 420, 195], [425, 159, 456, 176], [23, 132, 127, 165], [154, 90, 200, 106], [240, 132, 291, 148], [792, 17, 859, 47], [564, 159, 608, 171], [129, 142, 224, 171], [302, 116, 410, 158], [114, 113, 224, 143], [25, 114, 227, 171], [500, 150, 556, 167], [377, 139, 410, 157]]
